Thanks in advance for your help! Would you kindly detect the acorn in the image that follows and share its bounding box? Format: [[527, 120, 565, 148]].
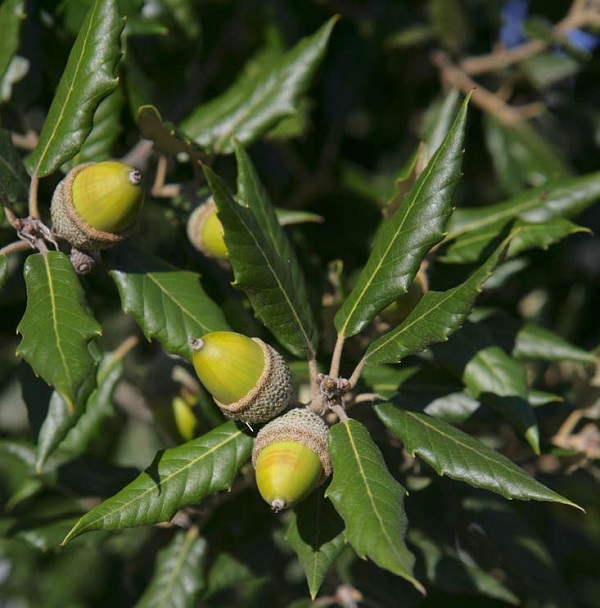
[[51, 161, 144, 251], [190, 331, 293, 425], [252, 407, 332, 512], [187, 198, 228, 259]]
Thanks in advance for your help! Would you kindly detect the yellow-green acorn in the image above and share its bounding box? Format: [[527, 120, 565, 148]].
[[187, 198, 228, 259], [190, 331, 293, 424], [252, 407, 332, 512], [51, 161, 144, 251]]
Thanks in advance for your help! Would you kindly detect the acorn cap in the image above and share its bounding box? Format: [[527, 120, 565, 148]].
[[191, 331, 293, 425], [252, 407, 332, 512], [51, 161, 144, 251], [187, 198, 228, 259]]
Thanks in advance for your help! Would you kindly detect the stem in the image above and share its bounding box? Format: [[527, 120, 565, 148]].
[[347, 356, 366, 390], [28, 175, 40, 219], [307, 349, 319, 391], [432, 51, 526, 126], [459, 0, 600, 76], [331, 403, 348, 423], [0, 240, 31, 256], [1, 196, 20, 229], [329, 334, 345, 378]]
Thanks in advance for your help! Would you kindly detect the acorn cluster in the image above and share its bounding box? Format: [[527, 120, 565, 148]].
[[191, 331, 331, 511]]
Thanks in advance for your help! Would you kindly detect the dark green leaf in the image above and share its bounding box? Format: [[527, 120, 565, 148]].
[[61, 421, 253, 544], [204, 553, 263, 599], [0, 128, 29, 202], [16, 252, 101, 412], [203, 162, 316, 356], [0, 0, 25, 82], [106, 242, 229, 360], [514, 323, 598, 364], [409, 529, 519, 604], [365, 236, 510, 365], [0, 254, 8, 288], [443, 170, 600, 263], [286, 491, 345, 599], [335, 95, 469, 338], [137, 528, 207, 608], [138, 105, 205, 162], [484, 116, 570, 196], [26, 0, 124, 176], [428, 0, 469, 52], [421, 88, 462, 161], [65, 86, 124, 168], [325, 419, 424, 593], [375, 405, 581, 509], [434, 321, 540, 453], [180, 18, 337, 154]]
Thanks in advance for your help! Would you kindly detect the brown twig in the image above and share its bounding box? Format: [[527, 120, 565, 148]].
[[0, 240, 31, 256], [28, 175, 40, 219], [11, 129, 38, 151], [460, 0, 600, 75], [329, 334, 345, 378]]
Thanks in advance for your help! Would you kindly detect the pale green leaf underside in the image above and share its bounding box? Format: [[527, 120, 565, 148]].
[[136, 529, 207, 608], [16, 252, 101, 411], [335, 95, 469, 338], [204, 164, 315, 357], [180, 17, 337, 154], [26, 0, 124, 176], [62, 421, 253, 544], [106, 242, 230, 360], [375, 406, 581, 510], [326, 419, 424, 593]]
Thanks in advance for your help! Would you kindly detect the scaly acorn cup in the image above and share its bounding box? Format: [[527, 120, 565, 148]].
[[252, 407, 332, 512], [51, 161, 144, 251], [190, 331, 293, 424], [187, 198, 228, 259]]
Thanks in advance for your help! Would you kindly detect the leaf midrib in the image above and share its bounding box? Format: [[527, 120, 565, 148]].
[[31, 0, 99, 175]]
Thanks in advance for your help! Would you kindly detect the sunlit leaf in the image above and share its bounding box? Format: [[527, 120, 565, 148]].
[[26, 0, 124, 176], [106, 242, 229, 360], [375, 405, 581, 509], [61, 421, 253, 544], [326, 419, 425, 593], [335, 95, 469, 338], [16, 252, 101, 412]]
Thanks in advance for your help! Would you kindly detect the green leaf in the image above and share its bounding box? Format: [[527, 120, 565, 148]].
[[443, 170, 600, 263], [484, 116, 571, 196], [0, 127, 29, 203], [37, 344, 125, 470], [180, 17, 337, 154], [136, 528, 207, 608], [16, 252, 102, 412], [0, 0, 25, 82], [285, 490, 345, 599], [325, 419, 424, 593], [138, 105, 205, 162], [0, 255, 8, 288], [335, 95, 469, 338], [203, 161, 317, 357], [26, 0, 124, 177], [434, 321, 540, 453], [365, 236, 510, 365], [105, 242, 229, 360], [61, 421, 253, 544], [375, 405, 581, 510], [409, 529, 520, 604], [65, 86, 124, 168], [514, 323, 598, 364]]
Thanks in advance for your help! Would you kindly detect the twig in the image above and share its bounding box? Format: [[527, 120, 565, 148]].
[[329, 334, 345, 378], [0, 240, 31, 256], [432, 51, 528, 126], [347, 356, 366, 390], [28, 175, 40, 219], [11, 129, 38, 151], [307, 350, 320, 394], [1, 193, 20, 229], [151, 155, 182, 198], [460, 0, 600, 75]]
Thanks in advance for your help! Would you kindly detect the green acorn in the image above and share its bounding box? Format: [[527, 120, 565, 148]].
[[186, 198, 228, 259], [51, 161, 144, 251], [191, 331, 293, 424], [252, 407, 332, 512]]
